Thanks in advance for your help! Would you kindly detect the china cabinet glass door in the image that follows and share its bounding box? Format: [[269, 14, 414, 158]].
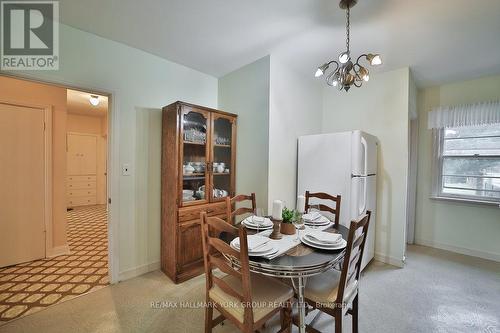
[[180, 108, 210, 205], [211, 115, 235, 201]]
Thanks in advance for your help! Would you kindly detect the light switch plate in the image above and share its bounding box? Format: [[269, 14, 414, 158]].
[[122, 163, 131, 176]]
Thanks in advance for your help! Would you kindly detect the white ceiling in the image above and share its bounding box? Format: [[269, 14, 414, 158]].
[[59, 0, 500, 86], [67, 89, 108, 117]]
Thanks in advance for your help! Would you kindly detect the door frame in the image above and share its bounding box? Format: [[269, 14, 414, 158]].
[[0, 73, 119, 284], [0, 100, 53, 259]]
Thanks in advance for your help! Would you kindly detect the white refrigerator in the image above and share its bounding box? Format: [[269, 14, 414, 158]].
[[297, 130, 378, 270]]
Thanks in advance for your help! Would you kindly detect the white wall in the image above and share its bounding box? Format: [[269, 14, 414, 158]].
[[218, 56, 270, 210], [268, 55, 323, 212], [1, 23, 218, 281], [415, 75, 500, 262], [322, 67, 411, 267]]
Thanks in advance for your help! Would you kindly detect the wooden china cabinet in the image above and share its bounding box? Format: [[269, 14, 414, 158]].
[[161, 101, 237, 283]]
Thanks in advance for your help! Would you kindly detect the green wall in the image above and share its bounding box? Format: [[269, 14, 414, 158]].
[[1, 23, 219, 281], [415, 74, 500, 261], [218, 56, 270, 210], [322, 68, 411, 267]]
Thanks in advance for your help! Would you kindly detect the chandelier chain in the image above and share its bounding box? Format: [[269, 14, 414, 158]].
[[346, 6, 350, 53], [316, 0, 381, 91]]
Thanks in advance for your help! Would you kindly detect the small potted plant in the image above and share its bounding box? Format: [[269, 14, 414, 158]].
[[280, 207, 299, 235]]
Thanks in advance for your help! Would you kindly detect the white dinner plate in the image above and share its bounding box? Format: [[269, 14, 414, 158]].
[[249, 247, 279, 257], [230, 235, 270, 251], [231, 242, 273, 254], [303, 234, 343, 246], [300, 234, 347, 250], [242, 222, 273, 230], [304, 221, 330, 227], [242, 216, 273, 226], [303, 216, 330, 225], [230, 240, 278, 257]]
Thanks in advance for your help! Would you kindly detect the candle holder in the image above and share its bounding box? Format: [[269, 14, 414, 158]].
[[269, 218, 283, 240]]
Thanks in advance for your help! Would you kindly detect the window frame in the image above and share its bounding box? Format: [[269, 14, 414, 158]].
[[432, 126, 500, 206]]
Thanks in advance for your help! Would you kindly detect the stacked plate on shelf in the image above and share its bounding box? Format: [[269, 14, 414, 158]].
[[241, 216, 273, 230], [230, 235, 278, 257], [182, 189, 195, 201], [302, 212, 330, 226], [300, 230, 346, 250]]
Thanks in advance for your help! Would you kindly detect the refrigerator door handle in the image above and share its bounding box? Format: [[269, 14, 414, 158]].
[[352, 173, 376, 178], [358, 177, 367, 216], [361, 136, 368, 176], [362, 177, 368, 215]]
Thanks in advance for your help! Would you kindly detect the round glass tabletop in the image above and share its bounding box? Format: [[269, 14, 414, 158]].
[[220, 224, 349, 278]]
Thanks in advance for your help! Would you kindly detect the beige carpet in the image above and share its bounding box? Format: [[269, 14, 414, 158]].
[[0, 205, 109, 324], [0, 245, 499, 332]]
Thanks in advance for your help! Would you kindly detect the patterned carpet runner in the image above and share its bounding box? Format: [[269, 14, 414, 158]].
[[0, 205, 109, 323]]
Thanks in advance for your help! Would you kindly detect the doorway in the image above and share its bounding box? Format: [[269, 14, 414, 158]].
[[0, 76, 113, 324], [0, 103, 50, 267]]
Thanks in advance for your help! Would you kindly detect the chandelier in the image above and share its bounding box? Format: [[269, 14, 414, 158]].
[[315, 0, 382, 91]]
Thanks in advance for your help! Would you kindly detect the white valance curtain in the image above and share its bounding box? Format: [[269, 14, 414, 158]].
[[427, 100, 500, 129]]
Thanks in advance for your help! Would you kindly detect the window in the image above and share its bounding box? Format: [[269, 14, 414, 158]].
[[434, 124, 500, 203]]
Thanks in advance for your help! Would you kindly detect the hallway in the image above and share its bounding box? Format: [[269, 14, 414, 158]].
[[0, 205, 109, 323]]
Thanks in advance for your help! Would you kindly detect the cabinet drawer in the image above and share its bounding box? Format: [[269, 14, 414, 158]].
[[67, 181, 96, 190], [178, 202, 227, 223], [67, 188, 97, 197], [67, 175, 96, 182], [68, 196, 96, 207]]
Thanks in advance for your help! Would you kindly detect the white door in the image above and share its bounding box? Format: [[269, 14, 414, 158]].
[[0, 103, 46, 267], [67, 133, 97, 175]]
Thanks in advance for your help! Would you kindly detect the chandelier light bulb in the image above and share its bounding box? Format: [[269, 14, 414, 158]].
[[315, 63, 330, 77], [367, 54, 382, 66], [339, 51, 350, 64], [358, 66, 369, 81], [345, 73, 355, 85]]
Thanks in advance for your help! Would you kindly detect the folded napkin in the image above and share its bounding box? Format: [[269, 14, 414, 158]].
[[243, 216, 272, 226], [305, 230, 342, 244], [254, 230, 298, 260], [252, 216, 265, 223], [302, 211, 322, 221], [233, 235, 269, 251]]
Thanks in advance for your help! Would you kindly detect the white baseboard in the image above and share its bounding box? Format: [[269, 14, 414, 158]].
[[118, 261, 160, 281], [46, 244, 71, 258], [414, 238, 500, 263], [374, 252, 405, 268]]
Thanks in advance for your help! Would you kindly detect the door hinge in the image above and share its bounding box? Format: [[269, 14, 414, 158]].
[[43, 122, 46, 131], [108, 198, 112, 204]]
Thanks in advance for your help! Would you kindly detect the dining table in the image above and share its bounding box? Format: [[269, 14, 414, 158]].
[[220, 221, 349, 333]]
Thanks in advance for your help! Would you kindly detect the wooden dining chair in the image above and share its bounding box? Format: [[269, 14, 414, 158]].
[[200, 212, 294, 333], [301, 210, 371, 333], [225, 193, 256, 225], [305, 191, 342, 228]]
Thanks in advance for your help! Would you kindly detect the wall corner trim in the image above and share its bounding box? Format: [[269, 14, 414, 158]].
[[414, 238, 500, 263], [46, 244, 71, 258], [118, 261, 161, 282], [374, 252, 405, 268]]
